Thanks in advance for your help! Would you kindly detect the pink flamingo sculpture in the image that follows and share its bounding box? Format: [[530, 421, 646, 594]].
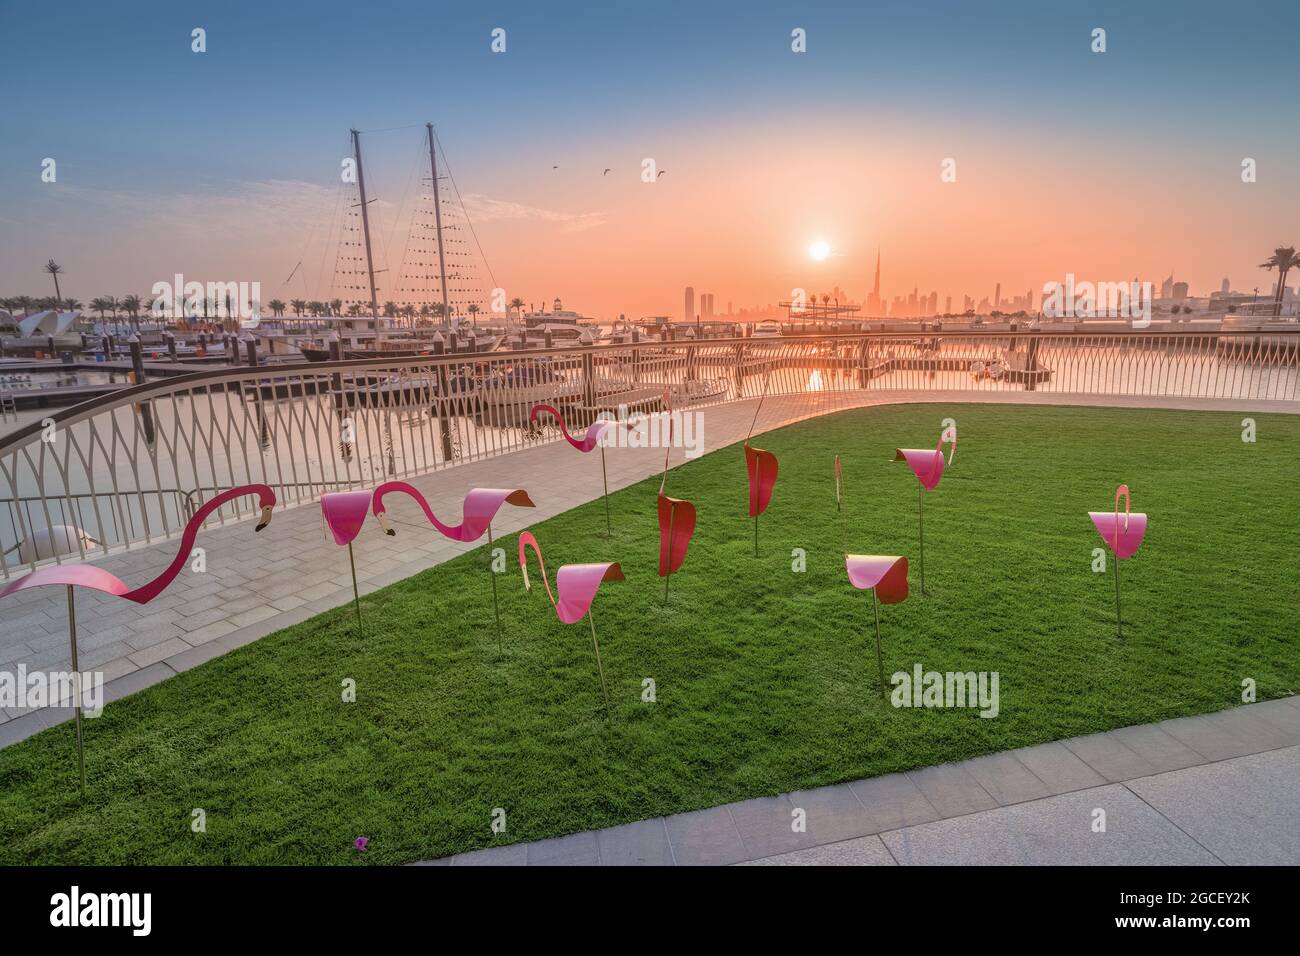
[[655, 392, 696, 604], [743, 374, 779, 557], [836, 456, 908, 699], [530, 403, 623, 536], [372, 482, 535, 650], [892, 423, 956, 595], [1088, 484, 1148, 638], [0, 484, 276, 792], [518, 531, 623, 718], [320, 490, 375, 637]]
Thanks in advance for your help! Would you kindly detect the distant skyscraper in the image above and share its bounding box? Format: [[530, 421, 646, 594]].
[[1161, 274, 1174, 299], [684, 286, 694, 322], [1221, 277, 1231, 294], [867, 249, 882, 315], [944, 295, 952, 314], [1172, 281, 1189, 301], [994, 283, 1001, 309]]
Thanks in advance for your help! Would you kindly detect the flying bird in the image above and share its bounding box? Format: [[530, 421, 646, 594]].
[[603, 168, 611, 176], [657, 170, 667, 178]]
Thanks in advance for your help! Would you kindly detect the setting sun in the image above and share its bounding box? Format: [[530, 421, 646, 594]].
[[808, 240, 831, 262]]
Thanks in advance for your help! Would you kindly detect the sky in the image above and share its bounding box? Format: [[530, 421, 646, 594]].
[[1, 0, 1297, 319]]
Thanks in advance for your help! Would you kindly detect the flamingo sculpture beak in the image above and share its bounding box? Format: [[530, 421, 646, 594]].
[[256, 505, 274, 532], [375, 510, 395, 536]]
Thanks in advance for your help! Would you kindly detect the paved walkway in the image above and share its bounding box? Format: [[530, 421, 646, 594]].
[[2, 388, 1294, 750], [422, 696, 1300, 865]]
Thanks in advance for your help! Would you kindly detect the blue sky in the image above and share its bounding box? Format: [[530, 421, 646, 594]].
[[2, 0, 1296, 315]]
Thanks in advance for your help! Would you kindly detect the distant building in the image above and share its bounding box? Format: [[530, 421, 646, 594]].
[[1221, 277, 1231, 294], [1172, 281, 1189, 301], [684, 286, 694, 323]]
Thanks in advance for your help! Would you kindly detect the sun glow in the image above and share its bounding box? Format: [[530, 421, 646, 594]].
[[808, 240, 831, 262]]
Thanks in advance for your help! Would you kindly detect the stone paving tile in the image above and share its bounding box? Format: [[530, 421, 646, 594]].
[[180, 620, 238, 647], [728, 793, 818, 859], [739, 835, 896, 866], [525, 830, 600, 866], [1199, 706, 1297, 753], [1011, 741, 1108, 795], [1107, 722, 1206, 773], [1062, 732, 1158, 783], [959, 751, 1052, 806], [595, 819, 675, 866], [663, 806, 748, 866], [449, 844, 526, 866], [1157, 714, 1259, 762], [1126, 745, 1300, 866], [1251, 697, 1300, 735], [880, 784, 1222, 866], [128, 637, 192, 669], [786, 782, 879, 845], [906, 762, 998, 818], [848, 771, 941, 832]]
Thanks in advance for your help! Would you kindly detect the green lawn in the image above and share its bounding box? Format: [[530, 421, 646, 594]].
[[1, 403, 1297, 865]]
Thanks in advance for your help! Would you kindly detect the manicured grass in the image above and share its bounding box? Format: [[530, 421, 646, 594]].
[[1, 403, 1297, 864]]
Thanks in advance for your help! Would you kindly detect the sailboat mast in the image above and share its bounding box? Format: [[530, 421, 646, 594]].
[[426, 123, 451, 326], [351, 127, 381, 322]]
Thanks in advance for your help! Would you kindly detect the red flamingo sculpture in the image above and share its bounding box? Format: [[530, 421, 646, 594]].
[[320, 490, 375, 637], [893, 423, 956, 595], [655, 392, 696, 603], [1088, 484, 1148, 638], [372, 481, 535, 649], [530, 403, 624, 536], [836, 457, 908, 699], [0, 484, 276, 791], [743, 374, 779, 557], [518, 530, 623, 718]]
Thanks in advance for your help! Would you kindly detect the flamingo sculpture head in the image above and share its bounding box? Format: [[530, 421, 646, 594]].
[[1089, 484, 1147, 560], [320, 490, 375, 546], [529, 403, 621, 453], [894, 424, 957, 491], [0, 484, 277, 605], [656, 390, 696, 577], [372, 482, 535, 542], [835, 455, 909, 604], [518, 531, 623, 624]]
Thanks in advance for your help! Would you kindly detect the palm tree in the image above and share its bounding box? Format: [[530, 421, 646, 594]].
[[64, 298, 82, 311], [508, 296, 524, 320], [418, 303, 433, 327], [268, 299, 286, 318], [329, 298, 343, 317], [290, 298, 306, 316], [382, 300, 398, 319], [467, 303, 480, 328], [121, 294, 142, 334], [44, 259, 64, 302], [1260, 246, 1298, 318], [89, 297, 111, 323], [308, 301, 325, 317], [347, 303, 363, 317]]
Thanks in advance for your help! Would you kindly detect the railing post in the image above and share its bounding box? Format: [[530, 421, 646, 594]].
[[128, 335, 156, 446], [245, 337, 269, 446], [857, 335, 871, 388], [733, 341, 746, 397], [432, 333, 454, 463], [580, 330, 596, 420], [1025, 332, 1041, 391], [166, 332, 178, 364], [631, 327, 640, 385]]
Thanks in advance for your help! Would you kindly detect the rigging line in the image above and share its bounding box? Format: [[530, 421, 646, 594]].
[[390, 132, 428, 308], [315, 170, 347, 307], [356, 123, 424, 135], [432, 128, 499, 293]]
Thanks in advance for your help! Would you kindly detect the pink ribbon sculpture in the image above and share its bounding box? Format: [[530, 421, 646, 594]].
[[518, 530, 624, 718], [836, 456, 908, 700], [656, 391, 696, 604], [0, 484, 276, 792], [320, 490, 375, 638], [893, 423, 956, 595], [372, 482, 535, 649], [530, 403, 622, 536], [743, 376, 778, 557], [1089, 483, 1148, 638]]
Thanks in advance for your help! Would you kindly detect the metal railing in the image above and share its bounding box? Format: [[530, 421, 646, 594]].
[[1, 329, 1297, 576]]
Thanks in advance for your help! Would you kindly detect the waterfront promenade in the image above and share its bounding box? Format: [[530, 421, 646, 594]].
[[1, 389, 1295, 749]]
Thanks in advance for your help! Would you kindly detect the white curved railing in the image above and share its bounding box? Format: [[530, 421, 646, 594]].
[[2, 329, 1298, 576]]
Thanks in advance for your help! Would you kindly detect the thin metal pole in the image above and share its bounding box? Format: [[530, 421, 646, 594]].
[[488, 523, 501, 653], [600, 446, 611, 536], [426, 123, 451, 325], [67, 585, 85, 793], [871, 589, 886, 701], [350, 128, 381, 323], [588, 610, 611, 720], [1114, 553, 1123, 639], [348, 542, 362, 637], [918, 485, 926, 595], [754, 513, 759, 557]]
